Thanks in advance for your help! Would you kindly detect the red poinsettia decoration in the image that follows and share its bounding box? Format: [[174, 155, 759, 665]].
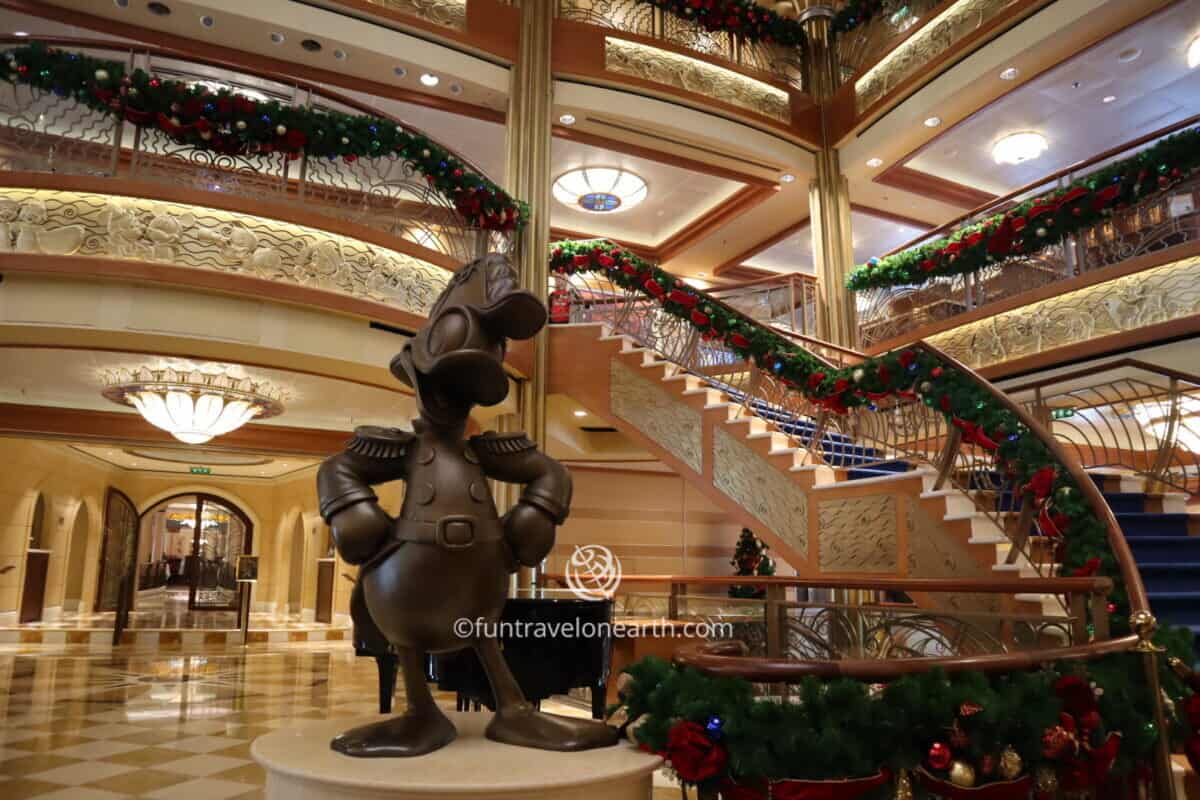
[[663, 720, 728, 784]]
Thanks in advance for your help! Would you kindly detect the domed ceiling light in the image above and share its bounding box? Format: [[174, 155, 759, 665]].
[[102, 361, 284, 445], [992, 131, 1048, 165], [1188, 35, 1200, 69], [553, 167, 647, 213]]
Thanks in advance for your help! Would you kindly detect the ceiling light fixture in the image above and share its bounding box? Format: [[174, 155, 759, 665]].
[[779, 173, 796, 183], [13, 31, 28, 37], [1102, 95, 1117, 104], [999, 66, 1019, 81], [923, 116, 942, 128], [1118, 47, 1141, 64], [147, 1, 171, 15], [449, 83, 463, 95], [420, 73, 440, 87], [333, 49, 347, 60], [992, 131, 1048, 165], [553, 167, 647, 213], [1189, 35, 1200, 69], [573, 410, 588, 418], [199, 15, 214, 28], [866, 157, 883, 168], [102, 361, 284, 445], [300, 39, 322, 52], [393, 65, 407, 77], [269, 32, 284, 44], [697, 272, 707, 277], [558, 113, 576, 125]]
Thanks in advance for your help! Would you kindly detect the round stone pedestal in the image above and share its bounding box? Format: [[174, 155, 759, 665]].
[[252, 712, 662, 800]]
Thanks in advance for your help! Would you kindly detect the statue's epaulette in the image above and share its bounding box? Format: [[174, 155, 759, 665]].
[[346, 425, 413, 459], [470, 430, 535, 456]]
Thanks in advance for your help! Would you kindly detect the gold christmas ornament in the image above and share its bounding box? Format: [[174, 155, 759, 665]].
[[948, 761, 976, 788], [894, 769, 913, 800], [1035, 766, 1059, 796], [998, 746, 1023, 780], [606, 705, 629, 728]]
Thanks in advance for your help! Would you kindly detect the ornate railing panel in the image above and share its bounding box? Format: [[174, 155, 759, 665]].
[[558, 0, 803, 90], [856, 134, 1200, 349], [1007, 360, 1200, 494], [0, 40, 501, 267], [833, 0, 942, 81]]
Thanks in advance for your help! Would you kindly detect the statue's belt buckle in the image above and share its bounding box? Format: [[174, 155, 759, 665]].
[[435, 515, 476, 550]]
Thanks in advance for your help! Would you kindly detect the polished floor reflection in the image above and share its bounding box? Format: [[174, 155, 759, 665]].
[[0, 645, 686, 799]]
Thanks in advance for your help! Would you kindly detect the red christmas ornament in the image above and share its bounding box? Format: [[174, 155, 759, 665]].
[[959, 701, 983, 717], [928, 742, 953, 771]]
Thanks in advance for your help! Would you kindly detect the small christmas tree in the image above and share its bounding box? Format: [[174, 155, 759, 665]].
[[729, 528, 774, 599]]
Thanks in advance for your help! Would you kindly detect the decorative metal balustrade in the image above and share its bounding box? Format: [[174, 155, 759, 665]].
[[557, 0, 804, 90], [0, 39, 502, 267], [1005, 360, 1200, 495], [856, 117, 1200, 350], [832, 0, 943, 81], [555, 261, 1069, 578]]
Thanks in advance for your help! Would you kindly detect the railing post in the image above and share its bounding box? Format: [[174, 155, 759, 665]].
[[932, 425, 962, 490], [1088, 591, 1110, 640], [651, 7, 665, 38], [1132, 613, 1177, 800], [1005, 494, 1035, 566], [788, 275, 798, 334], [765, 583, 784, 659], [1068, 592, 1087, 644], [667, 581, 681, 620], [1147, 377, 1180, 493]]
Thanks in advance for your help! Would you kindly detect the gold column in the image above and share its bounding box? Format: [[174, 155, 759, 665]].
[[505, 0, 554, 449], [505, 0, 555, 590], [795, 3, 857, 348]]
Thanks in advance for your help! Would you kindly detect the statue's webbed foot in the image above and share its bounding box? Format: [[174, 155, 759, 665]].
[[331, 708, 457, 758], [485, 704, 620, 751]]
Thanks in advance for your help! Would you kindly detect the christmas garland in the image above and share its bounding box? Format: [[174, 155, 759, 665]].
[[610, 639, 1196, 798], [552, 239, 1130, 620], [832, 0, 889, 34], [634, 0, 806, 48], [846, 127, 1200, 292], [2, 43, 527, 232]]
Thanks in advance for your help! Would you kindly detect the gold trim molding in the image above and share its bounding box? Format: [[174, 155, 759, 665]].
[[926, 253, 1200, 369], [604, 37, 790, 122], [0, 187, 450, 317], [359, 0, 467, 30]]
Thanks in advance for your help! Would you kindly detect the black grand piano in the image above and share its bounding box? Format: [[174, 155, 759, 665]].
[[361, 595, 614, 720]]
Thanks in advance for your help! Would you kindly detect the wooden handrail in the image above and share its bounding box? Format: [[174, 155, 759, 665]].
[[882, 111, 1200, 259], [672, 636, 1140, 680], [537, 572, 1113, 595], [917, 341, 1149, 615], [707, 272, 819, 293], [1002, 358, 1200, 394]]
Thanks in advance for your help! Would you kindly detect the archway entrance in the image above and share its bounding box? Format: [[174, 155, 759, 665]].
[[18, 494, 49, 624], [137, 494, 253, 613], [287, 514, 304, 617], [62, 503, 90, 614]]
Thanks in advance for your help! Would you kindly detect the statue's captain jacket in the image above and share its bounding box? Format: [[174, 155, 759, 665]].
[[316, 423, 572, 529]]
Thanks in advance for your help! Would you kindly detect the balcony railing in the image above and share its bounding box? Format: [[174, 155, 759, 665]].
[[0, 38, 505, 267], [856, 115, 1200, 349], [832, 0, 943, 81], [557, 0, 803, 90], [1006, 359, 1200, 495]]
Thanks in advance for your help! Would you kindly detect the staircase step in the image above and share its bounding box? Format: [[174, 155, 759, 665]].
[[1137, 563, 1200, 593], [1147, 592, 1200, 625], [1115, 513, 1193, 538], [844, 464, 911, 481], [1129, 536, 1200, 562], [1101, 492, 1149, 514]]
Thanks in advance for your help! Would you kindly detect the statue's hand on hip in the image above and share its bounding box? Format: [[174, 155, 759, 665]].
[[501, 503, 555, 567], [329, 501, 393, 565]]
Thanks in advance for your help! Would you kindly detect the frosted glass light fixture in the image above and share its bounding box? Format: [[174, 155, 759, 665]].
[[553, 167, 647, 213], [103, 361, 284, 445], [992, 131, 1048, 165]]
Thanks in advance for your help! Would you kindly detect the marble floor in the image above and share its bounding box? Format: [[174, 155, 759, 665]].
[[0, 643, 688, 799], [21, 591, 338, 631]]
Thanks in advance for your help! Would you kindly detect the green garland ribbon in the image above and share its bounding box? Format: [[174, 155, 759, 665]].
[[616, 638, 1195, 792], [634, 0, 806, 48], [2, 42, 528, 232], [847, 127, 1200, 292], [551, 239, 1130, 620]]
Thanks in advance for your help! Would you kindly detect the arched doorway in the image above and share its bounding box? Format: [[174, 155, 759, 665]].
[[18, 494, 49, 623], [62, 503, 90, 614], [136, 494, 253, 613], [96, 489, 138, 613]]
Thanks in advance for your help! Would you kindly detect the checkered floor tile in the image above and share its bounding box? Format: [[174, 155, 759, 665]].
[[0, 643, 687, 799]]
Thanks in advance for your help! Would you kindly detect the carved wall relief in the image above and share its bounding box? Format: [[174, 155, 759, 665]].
[[608, 359, 703, 473], [712, 427, 808, 558], [817, 495, 897, 573]]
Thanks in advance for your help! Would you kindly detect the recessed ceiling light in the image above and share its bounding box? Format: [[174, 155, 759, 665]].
[[780, 173, 796, 183], [866, 157, 883, 168], [697, 272, 707, 277], [449, 83, 462, 95], [393, 65, 407, 77], [114, 0, 129, 7], [923, 116, 942, 128], [1102, 95, 1117, 104], [333, 49, 347, 60], [300, 39, 322, 52], [147, 1, 171, 15], [992, 131, 1048, 165], [420, 73, 439, 87], [558, 113, 576, 125], [199, 15, 213, 27], [13, 31, 28, 37], [269, 31, 284, 44], [1189, 36, 1200, 69], [573, 410, 587, 418], [999, 66, 1019, 81], [1118, 47, 1141, 63]]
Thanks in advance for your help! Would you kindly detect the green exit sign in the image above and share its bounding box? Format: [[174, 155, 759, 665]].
[[1051, 408, 1076, 420], [189, 466, 211, 475]]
